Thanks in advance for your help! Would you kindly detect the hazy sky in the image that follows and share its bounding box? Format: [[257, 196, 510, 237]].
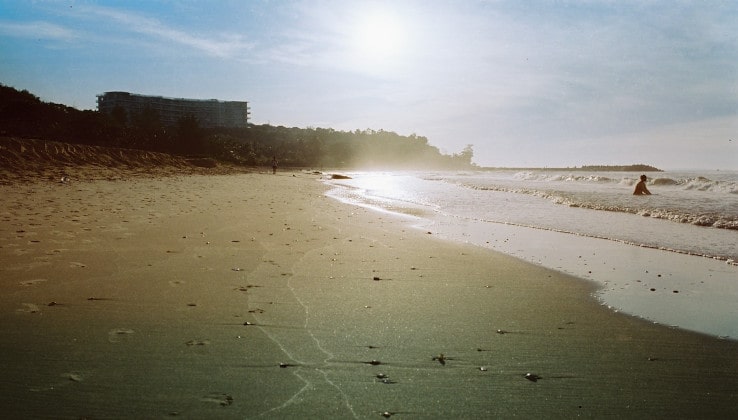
[[1, 1, 737, 169]]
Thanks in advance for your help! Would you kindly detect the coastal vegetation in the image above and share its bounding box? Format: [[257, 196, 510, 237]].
[[0, 84, 661, 172], [0, 84, 474, 169]]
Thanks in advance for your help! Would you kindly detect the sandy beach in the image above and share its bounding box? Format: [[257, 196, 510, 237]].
[[1, 142, 737, 418]]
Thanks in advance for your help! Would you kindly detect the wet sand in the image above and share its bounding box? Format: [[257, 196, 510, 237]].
[[1, 169, 737, 418]]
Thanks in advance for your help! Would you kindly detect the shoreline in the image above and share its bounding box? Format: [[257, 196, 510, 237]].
[[1, 171, 737, 418], [323, 173, 738, 340], [425, 216, 738, 340]]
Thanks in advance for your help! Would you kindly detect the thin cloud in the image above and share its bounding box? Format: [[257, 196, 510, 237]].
[[0, 20, 79, 41], [81, 6, 255, 58]]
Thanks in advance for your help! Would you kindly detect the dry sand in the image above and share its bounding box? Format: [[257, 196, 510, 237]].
[[1, 139, 737, 418]]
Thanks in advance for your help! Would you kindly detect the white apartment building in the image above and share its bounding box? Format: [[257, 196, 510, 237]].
[[97, 91, 250, 128]]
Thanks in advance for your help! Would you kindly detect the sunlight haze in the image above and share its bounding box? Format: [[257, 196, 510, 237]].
[[1, 0, 736, 169]]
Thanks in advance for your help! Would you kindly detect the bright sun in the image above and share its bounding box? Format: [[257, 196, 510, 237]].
[[351, 10, 406, 60]]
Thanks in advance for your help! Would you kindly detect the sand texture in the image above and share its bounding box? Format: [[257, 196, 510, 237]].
[[1, 150, 737, 417]]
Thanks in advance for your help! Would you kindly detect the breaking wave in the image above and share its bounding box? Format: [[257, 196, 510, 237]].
[[456, 172, 738, 231]]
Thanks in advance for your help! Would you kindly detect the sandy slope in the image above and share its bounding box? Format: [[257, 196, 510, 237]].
[[0, 137, 242, 184]]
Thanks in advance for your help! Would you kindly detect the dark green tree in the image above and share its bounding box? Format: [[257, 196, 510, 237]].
[[128, 106, 168, 151], [1, 84, 482, 170], [453, 144, 474, 167], [175, 114, 204, 155]]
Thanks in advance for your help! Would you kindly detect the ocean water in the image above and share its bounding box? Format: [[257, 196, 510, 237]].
[[323, 169, 738, 339]]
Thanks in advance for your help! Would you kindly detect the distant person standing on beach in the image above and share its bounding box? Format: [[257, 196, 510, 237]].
[[633, 174, 651, 195], [271, 156, 278, 174]]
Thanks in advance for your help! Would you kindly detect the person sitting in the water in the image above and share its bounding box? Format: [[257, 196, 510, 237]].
[[633, 174, 652, 195]]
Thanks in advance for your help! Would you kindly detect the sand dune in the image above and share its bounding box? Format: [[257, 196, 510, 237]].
[[0, 137, 243, 184]]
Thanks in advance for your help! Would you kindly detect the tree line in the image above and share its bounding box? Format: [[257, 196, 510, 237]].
[[1, 84, 475, 169]]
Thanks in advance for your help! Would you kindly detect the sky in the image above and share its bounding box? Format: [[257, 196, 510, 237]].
[[1, 0, 737, 170]]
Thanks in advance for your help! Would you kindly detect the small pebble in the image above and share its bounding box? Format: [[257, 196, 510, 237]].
[[524, 373, 541, 382]]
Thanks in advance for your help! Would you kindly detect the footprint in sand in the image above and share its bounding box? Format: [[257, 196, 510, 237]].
[[63, 372, 84, 382], [20, 279, 47, 287], [28, 372, 86, 392], [185, 339, 210, 346], [108, 328, 135, 343], [17, 303, 41, 313], [201, 393, 233, 406]]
